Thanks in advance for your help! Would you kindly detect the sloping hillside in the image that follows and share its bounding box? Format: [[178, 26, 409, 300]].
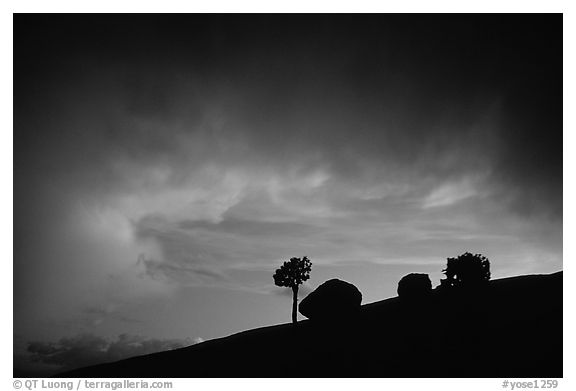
[[61, 271, 562, 377]]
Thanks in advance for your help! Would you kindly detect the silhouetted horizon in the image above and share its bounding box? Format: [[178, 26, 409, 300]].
[[53, 270, 562, 378]]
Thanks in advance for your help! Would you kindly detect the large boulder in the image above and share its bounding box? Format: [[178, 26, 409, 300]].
[[299, 279, 362, 320], [397, 273, 432, 300]]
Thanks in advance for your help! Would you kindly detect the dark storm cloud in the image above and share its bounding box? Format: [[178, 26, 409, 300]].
[[16, 14, 562, 277], [26, 333, 196, 372], [14, 15, 562, 221], [178, 218, 318, 237], [14, 15, 562, 362], [137, 254, 228, 285], [132, 214, 324, 286]]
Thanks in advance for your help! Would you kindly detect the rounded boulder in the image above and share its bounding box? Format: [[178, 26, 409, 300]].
[[299, 279, 362, 320], [397, 273, 432, 300]]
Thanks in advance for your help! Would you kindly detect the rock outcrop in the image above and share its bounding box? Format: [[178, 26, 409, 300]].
[[397, 273, 432, 300], [299, 278, 362, 320]]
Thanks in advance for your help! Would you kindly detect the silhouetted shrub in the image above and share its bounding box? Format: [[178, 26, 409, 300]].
[[397, 273, 432, 300], [440, 252, 491, 289], [273, 256, 312, 324], [299, 279, 362, 320]]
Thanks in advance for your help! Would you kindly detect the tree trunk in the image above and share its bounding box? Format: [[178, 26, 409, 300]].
[[292, 286, 298, 324]]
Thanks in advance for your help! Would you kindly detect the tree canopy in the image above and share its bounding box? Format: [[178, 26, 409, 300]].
[[273, 256, 312, 289], [441, 252, 491, 288]]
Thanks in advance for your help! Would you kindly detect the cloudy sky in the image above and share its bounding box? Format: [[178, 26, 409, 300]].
[[14, 14, 562, 376]]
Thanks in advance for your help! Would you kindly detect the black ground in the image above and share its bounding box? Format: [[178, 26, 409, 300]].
[[60, 271, 562, 378]]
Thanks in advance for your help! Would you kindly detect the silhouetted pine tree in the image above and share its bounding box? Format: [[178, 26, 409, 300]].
[[273, 256, 312, 324], [440, 252, 491, 289]]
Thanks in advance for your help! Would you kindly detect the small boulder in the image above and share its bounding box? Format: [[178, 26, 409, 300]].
[[397, 273, 432, 300], [299, 279, 362, 320]]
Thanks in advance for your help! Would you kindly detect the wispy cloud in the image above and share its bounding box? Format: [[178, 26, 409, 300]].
[[82, 304, 142, 325], [422, 176, 487, 208], [26, 333, 198, 374]]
